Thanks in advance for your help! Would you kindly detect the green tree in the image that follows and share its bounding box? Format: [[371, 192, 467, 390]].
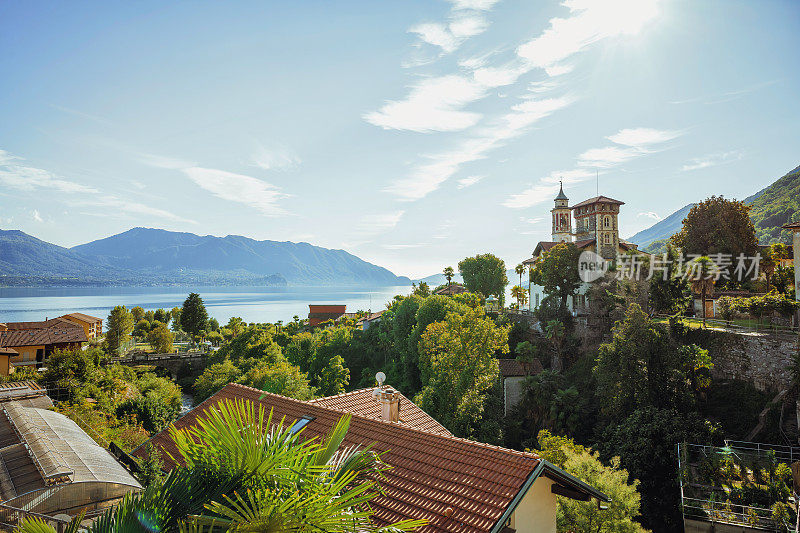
[[146, 321, 174, 354], [443, 266, 455, 286], [180, 293, 208, 337], [530, 243, 581, 312], [170, 307, 182, 332], [545, 319, 566, 372], [648, 248, 690, 315], [239, 359, 313, 400], [671, 196, 759, 260], [535, 430, 648, 533], [458, 253, 508, 304], [131, 306, 145, 322], [411, 282, 431, 297], [515, 262, 526, 287], [416, 305, 509, 437], [687, 256, 716, 327], [284, 327, 351, 396], [106, 305, 134, 355], [133, 319, 151, 339], [153, 308, 169, 325], [511, 285, 528, 309], [194, 359, 242, 402], [595, 304, 712, 420], [600, 408, 717, 532]]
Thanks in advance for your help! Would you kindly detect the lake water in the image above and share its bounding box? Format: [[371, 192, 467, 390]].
[[0, 285, 412, 325]]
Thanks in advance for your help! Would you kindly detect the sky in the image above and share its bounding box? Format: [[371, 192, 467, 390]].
[[1, 0, 798, 279]]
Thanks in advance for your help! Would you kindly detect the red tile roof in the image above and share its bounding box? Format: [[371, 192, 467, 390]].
[[60, 312, 102, 323], [433, 284, 467, 295], [570, 195, 624, 209], [135, 383, 543, 533], [0, 318, 87, 348], [309, 387, 453, 436]]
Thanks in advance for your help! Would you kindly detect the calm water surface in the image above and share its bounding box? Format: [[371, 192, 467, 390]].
[[0, 285, 411, 324]]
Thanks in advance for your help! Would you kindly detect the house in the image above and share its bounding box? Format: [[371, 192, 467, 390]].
[[134, 383, 609, 533], [526, 184, 640, 314], [499, 358, 543, 415], [307, 304, 347, 326], [434, 283, 468, 296], [59, 312, 103, 340], [0, 318, 87, 374], [784, 222, 800, 302], [692, 290, 755, 319], [0, 400, 141, 516], [355, 310, 385, 331]]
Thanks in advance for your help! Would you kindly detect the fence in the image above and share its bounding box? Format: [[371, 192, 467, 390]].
[[0, 504, 73, 533]]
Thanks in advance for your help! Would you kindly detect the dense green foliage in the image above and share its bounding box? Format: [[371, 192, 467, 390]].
[[106, 305, 134, 354], [746, 164, 800, 244], [671, 196, 759, 259], [181, 292, 208, 336], [458, 253, 508, 303]]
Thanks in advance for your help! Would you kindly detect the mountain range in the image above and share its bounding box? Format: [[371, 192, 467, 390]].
[[627, 164, 800, 250], [0, 228, 411, 287]]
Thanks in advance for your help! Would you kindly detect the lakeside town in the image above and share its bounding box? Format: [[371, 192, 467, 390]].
[[3, 1, 800, 532], [0, 189, 798, 532]]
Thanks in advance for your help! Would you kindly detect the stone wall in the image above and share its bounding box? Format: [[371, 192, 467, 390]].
[[700, 330, 799, 393]]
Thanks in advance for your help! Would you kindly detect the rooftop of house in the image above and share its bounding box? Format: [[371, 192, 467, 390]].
[[783, 221, 800, 230], [309, 386, 452, 436], [0, 319, 87, 348], [135, 383, 608, 533], [434, 283, 468, 295], [570, 195, 625, 209], [59, 312, 103, 324], [355, 310, 386, 324]]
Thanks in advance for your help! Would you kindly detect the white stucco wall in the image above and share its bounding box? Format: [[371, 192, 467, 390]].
[[508, 477, 558, 533]]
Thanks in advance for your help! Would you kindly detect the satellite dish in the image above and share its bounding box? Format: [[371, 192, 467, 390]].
[[375, 371, 386, 386]]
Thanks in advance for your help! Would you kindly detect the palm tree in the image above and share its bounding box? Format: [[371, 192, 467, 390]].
[[443, 266, 454, 287], [515, 263, 526, 287], [688, 256, 716, 328], [511, 285, 528, 310], [16, 399, 425, 533]]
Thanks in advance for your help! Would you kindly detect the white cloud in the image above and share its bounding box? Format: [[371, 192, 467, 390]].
[[457, 175, 484, 188], [32, 209, 43, 222], [607, 127, 681, 147], [182, 167, 288, 216], [382, 243, 428, 250], [364, 75, 486, 133], [578, 146, 641, 168], [520, 217, 544, 224], [411, 14, 488, 54], [0, 149, 99, 194], [503, 169, 594, 209], [516, 0, 660, 70], [449, 0, 500, 9], [682, 151, 743, 171], [251, 145, 301, 171], [638, 211, 661, 221]]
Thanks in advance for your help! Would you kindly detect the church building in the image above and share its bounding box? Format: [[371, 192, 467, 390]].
[[524, 184, 640, 313]]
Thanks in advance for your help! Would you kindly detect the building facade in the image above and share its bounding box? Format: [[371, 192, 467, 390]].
[[0, 319, 87, 374], [784, 222, 800, 302], [526, 185, 639, 313]]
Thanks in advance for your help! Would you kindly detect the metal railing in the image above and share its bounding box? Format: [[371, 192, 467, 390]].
[[0, 504, 74, 533]]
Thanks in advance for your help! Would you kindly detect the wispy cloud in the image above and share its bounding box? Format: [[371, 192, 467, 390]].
[[457, 175, 484, 188], [251, 144, 301, 171], [140, 153, 290, 216], [182, 167, 289, 216], [49, 104, 111, 125], [504, 125, 680, 209], [409, 0, 499, 56], [681, 150, 743, 171], [32, 209, 43, 222], [364, 75, 486, 132], [0, 149, 99, 194], [638, 211, 661, 221], [345, 210, 406, 248]]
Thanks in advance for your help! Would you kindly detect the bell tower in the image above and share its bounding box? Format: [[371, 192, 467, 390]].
[[551, 182, 572, 242]]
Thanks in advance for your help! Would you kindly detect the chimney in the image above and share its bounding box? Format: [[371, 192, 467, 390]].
[[377, 386, 401, 423]]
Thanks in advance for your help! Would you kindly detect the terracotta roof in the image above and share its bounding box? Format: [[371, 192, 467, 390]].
[[356, 310, 386, 324], [309, 387, 453, 436], [434, 284, 468, 295], [60, 312, 102, 323], [574, 238, 596, 249], [135, 383, 546, 533], [498, 358, 543, 378], [0, 346, 18, 355], [0, 320, 87, 348], [784, 221, 800, 230], [570, 195, 624, 209]]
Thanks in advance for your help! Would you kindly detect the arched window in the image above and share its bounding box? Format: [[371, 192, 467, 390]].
[[603, 234, 610, 245], [604, 216, 611, 229]]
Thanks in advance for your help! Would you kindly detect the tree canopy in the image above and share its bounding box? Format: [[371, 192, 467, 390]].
[[671, 196, 758, 258], [180, 292, 208, 336], [530, 243, 581, 311], [458, 253, 508, 303]]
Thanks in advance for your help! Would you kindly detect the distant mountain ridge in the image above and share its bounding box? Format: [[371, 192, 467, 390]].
[[0, 227, 410, 287], [627, 164, 800, 249]]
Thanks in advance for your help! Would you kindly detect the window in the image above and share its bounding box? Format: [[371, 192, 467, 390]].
[[289, 415, 315, 434], [604, 216, 611, 228], [603, 234, 610, 245], [535, 293, 540, 308]]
